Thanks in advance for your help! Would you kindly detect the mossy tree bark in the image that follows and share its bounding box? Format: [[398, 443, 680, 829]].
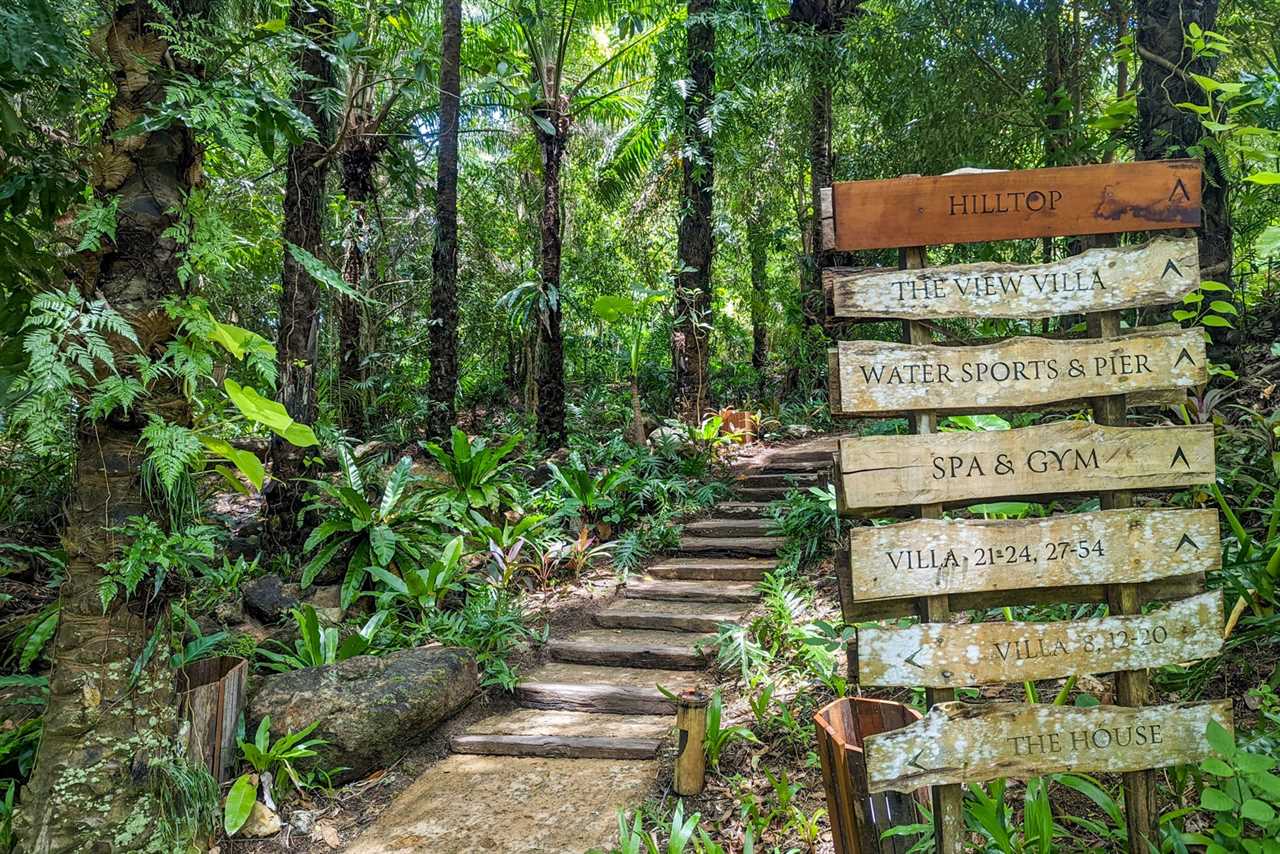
[[672, 0, 716, 423], [336, 89, 378, 434], [19, 1, 203, 849], [533, 103, 568, 450], [269, 0, 335, 534], [1135, 0, 1231, 280], [426, 0, 462, 440]]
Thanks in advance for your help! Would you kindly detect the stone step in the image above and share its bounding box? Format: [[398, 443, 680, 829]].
[[733, 486, 793, 502], [549, 628, 715, 669], [678, 535, 786, 556], [735, 472, 823, 490], [625, 576, 760, 604], [594, 599, 747, 633], [451, 708, 669, 760], [683, 517, 777, 538], [712, 501, 773, 519], [516, 663, 705, 715], [647, 557, 777, 581]]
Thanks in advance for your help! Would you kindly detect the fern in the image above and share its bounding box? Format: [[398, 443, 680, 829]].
[[140, 417, 204, 526]]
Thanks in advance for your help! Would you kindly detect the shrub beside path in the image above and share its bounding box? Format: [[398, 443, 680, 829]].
[[346, 438, 838, 853]]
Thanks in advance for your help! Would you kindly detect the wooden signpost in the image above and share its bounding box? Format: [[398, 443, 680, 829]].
[[828, 160, 1201, 251], [858, 590, 1223, 688], [846, 508, 1221, 601], [827, 236, 1200, 319], [821, 160, 1230, 854], [835, 421, 1214, 512], [828, 328, 1205, 416], [864, 700, 1233, 793]]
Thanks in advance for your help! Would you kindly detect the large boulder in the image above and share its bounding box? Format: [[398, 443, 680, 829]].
[[248, 645, 477, 782]]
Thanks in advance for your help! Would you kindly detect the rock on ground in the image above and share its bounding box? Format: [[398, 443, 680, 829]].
[[248, 645, 477, 782], [241, 574, 301, 623], [344, 754, 657, 853]]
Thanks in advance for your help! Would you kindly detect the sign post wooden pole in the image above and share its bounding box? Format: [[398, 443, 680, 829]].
[[1088, 307, 1157, 850], [902, 244, 964, 854]]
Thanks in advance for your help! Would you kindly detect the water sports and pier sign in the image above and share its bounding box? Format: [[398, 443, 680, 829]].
[[828, 327, 1205, 416]]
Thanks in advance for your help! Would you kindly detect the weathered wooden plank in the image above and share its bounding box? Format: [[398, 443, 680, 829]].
[[820, 187, 836, 251], [846, 508, 1221, 601], [829, 328, 1205, 416], [827, 236, 1200, 320], [864, 700, 1232, 793], [841, 573, 1205, 623], [858, 591, 1223, 688], [837, 422, 1215, 512], [830, 160, 1201, 251]]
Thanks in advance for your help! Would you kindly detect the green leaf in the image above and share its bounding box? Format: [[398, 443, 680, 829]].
[[1242, 799, 1276, 825], [1201, 314, 1233, 328], [1245, 172, 1280, 185], [199, 436, 265, 490], [1202, 757, 1235, 777], [1237, 752, 1277, 773], [224, 379, 288, 431], [1199, 280, 1231, 292], [369, 525, 397, 565], [1209, 300, 1238, 315], [278, 421, 318, 447], [223, 773, 257, 836], [1201, 787, 1237, 811], [1207, 720, 1236, 757]]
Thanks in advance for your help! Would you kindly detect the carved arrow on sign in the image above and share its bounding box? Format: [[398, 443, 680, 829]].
[[1171, 446, 1191, 469], [1162, 258, 1185, 280], [1176, 533, 1201, 552], [903, 648, 925, 669], [1175, 347, 1196, 367]]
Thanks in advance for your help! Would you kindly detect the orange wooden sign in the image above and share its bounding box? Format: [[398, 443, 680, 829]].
[[829, 160, 1201, 251]]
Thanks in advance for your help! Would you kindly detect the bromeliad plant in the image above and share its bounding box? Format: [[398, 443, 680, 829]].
[[256, 605, 387, 672], [223, 717, 332, 836], [302, 449, 449, 607], [366, 535, 471, 612], [422, 427, 523, 515], [544, 456, 634, 526]]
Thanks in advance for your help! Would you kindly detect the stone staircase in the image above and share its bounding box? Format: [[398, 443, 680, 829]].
[[347, 438, 835, 853], [445, 443, 832, 762]]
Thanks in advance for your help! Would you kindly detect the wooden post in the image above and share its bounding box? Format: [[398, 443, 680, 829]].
[[1087, 308, 1156, 852], [674, 690, 708, 796], [901, 244, 963, 854]]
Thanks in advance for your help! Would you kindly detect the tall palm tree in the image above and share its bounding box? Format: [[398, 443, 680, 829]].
[[672, 0, 716, 423], [485, 0, 671, 448], [427, 0, 463, 439], [20, 0, 205, 847]]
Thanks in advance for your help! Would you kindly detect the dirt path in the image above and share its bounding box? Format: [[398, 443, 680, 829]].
[[345, 438, 837, 853]]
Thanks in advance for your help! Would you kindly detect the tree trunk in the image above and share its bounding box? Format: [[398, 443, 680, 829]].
[[337, 100, 376, 434], [426, 0, 462, 440], [1135, 0, 1231, 280], [804, 70, 832, 327], [19, 2, 200, 848], [672, 0, 716, 423], [747, 212, 769, 401], [533, 106, 568, 449], [269, 0, 335, 531], [1041, 0, 1065, 263]]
